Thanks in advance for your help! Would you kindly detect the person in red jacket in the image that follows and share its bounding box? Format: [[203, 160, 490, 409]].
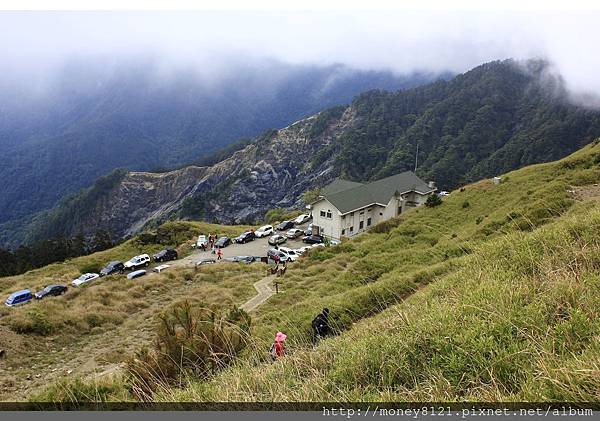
[[216, 247, 223, 260], [270, 331, 287, 361]]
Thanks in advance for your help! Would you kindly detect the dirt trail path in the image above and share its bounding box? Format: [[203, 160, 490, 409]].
[[240, 275, 276, 312]]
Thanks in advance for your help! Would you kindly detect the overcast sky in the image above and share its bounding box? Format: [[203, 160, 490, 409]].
[[0, 10, 598, 98]]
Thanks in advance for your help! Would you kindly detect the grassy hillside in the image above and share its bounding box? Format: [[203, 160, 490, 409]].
[[17, 140, 600, 403], [161, 140, 600, 402], [0, 220, 263, 400]]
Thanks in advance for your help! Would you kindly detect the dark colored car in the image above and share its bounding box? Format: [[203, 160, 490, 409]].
[[34, 284, 68, 299], [302, 235, 324, 244], [234, 231, 255, 244], [215, 237, 231, 248], [276, 220, 294, 231], [100, 261, 125, 276], [153, 248, 178, 262]]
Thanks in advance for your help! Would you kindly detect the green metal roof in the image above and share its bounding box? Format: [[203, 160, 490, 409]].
[[320, 172, 433, 214], [321, 179, 364, 196]]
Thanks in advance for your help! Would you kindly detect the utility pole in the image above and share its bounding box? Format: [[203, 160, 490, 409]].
[[414, 142, 419, 172]]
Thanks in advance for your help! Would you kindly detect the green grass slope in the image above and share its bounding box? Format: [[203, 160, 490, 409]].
[[26, 140, 600, 402], [0, 220, 262, 400], [156, 141, 600, 402]]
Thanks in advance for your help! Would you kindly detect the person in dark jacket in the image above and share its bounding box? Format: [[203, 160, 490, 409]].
[[311, 307, 330, 343]]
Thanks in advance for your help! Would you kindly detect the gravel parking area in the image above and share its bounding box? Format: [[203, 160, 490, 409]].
[[169, 223, 311, 269]]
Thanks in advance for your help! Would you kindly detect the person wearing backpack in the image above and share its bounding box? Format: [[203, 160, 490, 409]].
[[311, 308, 330, 344], [270, 331, 287, 361]]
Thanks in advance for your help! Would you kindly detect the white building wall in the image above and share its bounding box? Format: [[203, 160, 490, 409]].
[[310, 190, 433, 239], [311, 199, 343, 240], [401, 191, 430, 212]]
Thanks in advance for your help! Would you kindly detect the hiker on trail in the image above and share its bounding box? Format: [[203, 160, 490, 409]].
[[217, 247, 223, 260], [311, 308, 330, 343], [270, 331, 287, 361]]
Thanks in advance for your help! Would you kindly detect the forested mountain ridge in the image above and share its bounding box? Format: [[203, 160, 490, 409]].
[[0, 59, 437, 246], [18, 59, 600, 244]]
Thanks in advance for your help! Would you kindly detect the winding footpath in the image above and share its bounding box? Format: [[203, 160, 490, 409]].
[[240, 275, 277, 312]]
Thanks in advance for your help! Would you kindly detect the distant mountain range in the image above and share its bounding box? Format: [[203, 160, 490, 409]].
[[20, 59, 600, 245], [0, 57, 441, 246]]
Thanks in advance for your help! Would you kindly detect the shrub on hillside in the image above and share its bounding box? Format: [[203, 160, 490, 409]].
[[78, 262, 102, 274], [425, 194, 442, 207], [370, 218, 402, 234], [126, 300, 251, 400], [9, 308, 54, 336], [31, 376, 129, 403]]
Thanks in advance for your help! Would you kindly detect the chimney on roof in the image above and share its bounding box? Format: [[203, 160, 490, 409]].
[[428, 181, 436, 189]]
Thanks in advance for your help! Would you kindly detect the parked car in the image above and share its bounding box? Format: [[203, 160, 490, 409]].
[[302, 234, 324, 244], [268, 234, 287, 246], [5, 289, 33, 307], [124, 254, 150, 270], [294, 213, 312, 225], [329, 239, 341, 246], [153, 249, 178, 262], [296, 246, 313, 255], [72, 273, 100, 287], [255, 225, 274, 238], [100, 261, 124, 276], [127, 269, 147, 280], [215, 237, 231, 248], [34, 284, 67, 299], [278, 247, 299, 261], [276, 220, 294, 231], [267, 248, 292, 263], [234, 231, 255, 244], [195, 258, 216, 267], [197, 235, 208, 248], [153, 264, 170, 273], [226, 255, 259, 264], [439, 191, 450, 196], [311, 243, 326, 249], [285, 228, 304, 239]]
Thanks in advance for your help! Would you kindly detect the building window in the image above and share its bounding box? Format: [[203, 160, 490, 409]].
[[326, 210, 332, 218], [349, 226, 354, 233], [398, 206, 402, 215], [359, 211, 364, 215], [320, 210, 326, 217], [367, 217, 372, 226], [341, 215, 345, 220], [367, 208, 372, 212], [350, 212, 354, 217], [379, 212, 383, 216], [341, 229, 345, 235], [359, 221, 364, 229]]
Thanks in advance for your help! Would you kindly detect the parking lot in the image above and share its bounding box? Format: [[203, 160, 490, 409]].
[[161, 222, 311, 270]]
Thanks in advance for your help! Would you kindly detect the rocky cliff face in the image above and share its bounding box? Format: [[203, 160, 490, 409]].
[[60, 107, 354, 239]]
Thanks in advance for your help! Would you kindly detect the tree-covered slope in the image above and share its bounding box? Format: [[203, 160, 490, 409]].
[[17, 59, 600, 247], [0, 59, 436, 246], [332, 60, 600, 188]]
